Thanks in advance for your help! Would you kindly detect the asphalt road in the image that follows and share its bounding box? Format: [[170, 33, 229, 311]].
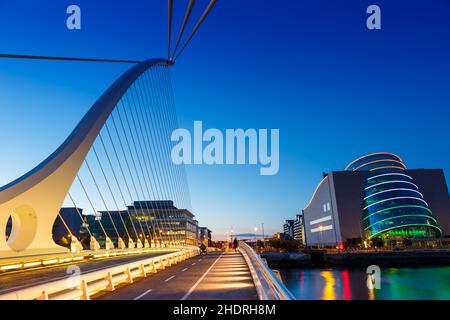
[[95, 251, 258, 300], [0, 252, 166, 295]]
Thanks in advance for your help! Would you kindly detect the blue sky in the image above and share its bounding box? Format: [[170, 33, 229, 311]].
[[0, 0, 449, 239]]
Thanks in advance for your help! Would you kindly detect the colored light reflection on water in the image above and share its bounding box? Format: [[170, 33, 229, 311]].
[[281, 266, 450, 300]]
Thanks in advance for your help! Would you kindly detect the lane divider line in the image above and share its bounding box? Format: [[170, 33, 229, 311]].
[[182, 268, 188, 272], [181, 253, 225, 301], [165, 275, 176, 282], [134, 289, 152, 300]]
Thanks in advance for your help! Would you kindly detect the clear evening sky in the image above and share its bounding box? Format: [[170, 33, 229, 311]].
[[0, 1, 449, 239]]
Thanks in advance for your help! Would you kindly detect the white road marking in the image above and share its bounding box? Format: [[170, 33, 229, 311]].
[[181, 253, 225, 301], [182, 268, 188, 272], [165, 275, 176, 282], [134, 289, 152, 300], [191, 262, 196, 266]]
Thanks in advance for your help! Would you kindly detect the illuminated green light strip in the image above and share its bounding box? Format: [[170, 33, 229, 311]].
[[364, 214, 438, 231], [367, 223, 442, 240], [363, 205, 432, 221]]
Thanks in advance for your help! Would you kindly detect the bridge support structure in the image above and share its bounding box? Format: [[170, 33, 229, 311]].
[[0, 59, 169, 258]]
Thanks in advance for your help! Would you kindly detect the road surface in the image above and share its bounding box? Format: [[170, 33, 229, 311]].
[[95, 251, 258, 300], [0, 251, 166, 295]]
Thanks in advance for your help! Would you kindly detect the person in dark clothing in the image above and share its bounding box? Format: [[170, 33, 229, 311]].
[[199, 243, 207, 255], [232, 238, 238, 252]]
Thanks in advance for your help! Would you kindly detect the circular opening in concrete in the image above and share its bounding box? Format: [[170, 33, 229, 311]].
[[5, 215, 12, 241], [6, 205, 38, 252]]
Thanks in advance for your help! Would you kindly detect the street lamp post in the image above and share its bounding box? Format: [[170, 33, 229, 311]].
[[261, 223, 265, 247]]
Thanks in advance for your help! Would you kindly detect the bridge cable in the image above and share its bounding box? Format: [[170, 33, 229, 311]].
[[163, 67, 193, 211], [110, 111, 149, 243], [134, 74, 179, 245], [158, 66, 194, 244], [102, 124, 141, 242], [150, 67, 190, 245], [67, 192, 94, 238], [76, 175, 109, 240], [0, 53, 140, 64], [118, 96, 159, 243], [84, 159, 121, 240], [148, 67, 188, 245], [127, 83, 167, 245], [121, 91, 163, 245], [171, 0, 196, 59], [56, 213, 74, 243], [91, 145, 133, 242], [131, 75, 181, 246], [155, 67, 189, 212], [168, 0, 174, 60], [142, 69, 186, 245], [174, 0, 218, 62], [145, 67, 186, 245]]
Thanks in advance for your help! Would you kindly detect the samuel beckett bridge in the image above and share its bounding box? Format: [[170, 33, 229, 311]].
[[0, 1, 294, 300]]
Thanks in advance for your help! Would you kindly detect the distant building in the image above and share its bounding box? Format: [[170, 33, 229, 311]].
[[283, 220, 295, 239], [293, 213, 305, 244], [303, 153, 450, 248], [52, 207, 88, 244], [198, 227, 212, 247], [56, 200, 200, 247], [274, 232, 292, 241]]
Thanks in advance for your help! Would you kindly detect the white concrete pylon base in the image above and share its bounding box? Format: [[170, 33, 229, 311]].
[[136, 239, 143, 249], [144, 239, 150, 248], [90, 237, 100, 251], [118, 238, 126, 250], [70, 237, 83, 253], [128, 239, 135, 249], [105, 237, 114, 250]]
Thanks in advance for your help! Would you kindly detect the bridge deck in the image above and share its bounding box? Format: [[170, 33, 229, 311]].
[[0, 252, 166, 295], [95, 251, 258, 300]]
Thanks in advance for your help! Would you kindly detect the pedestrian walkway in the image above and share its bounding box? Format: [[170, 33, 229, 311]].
[[95, 251, 258, 300], [185, 251, 258, 300]]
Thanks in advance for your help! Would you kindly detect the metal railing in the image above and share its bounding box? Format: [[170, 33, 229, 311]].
[[0, 247, 199, 300], [238, 241, 295, 300]]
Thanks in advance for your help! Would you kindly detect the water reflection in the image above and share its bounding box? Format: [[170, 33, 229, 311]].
[[320, 271, 336, 300], [281, 266, 450, 300]]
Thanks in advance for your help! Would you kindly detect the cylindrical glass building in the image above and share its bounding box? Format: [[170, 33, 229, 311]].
[[345, 152, 442, 243]]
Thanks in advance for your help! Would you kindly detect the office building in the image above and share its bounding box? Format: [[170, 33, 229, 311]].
[[293, 213, 305, 244], [198, 227, 212, 247], [53, 200, 201, 247], [283, 220, 295, 239]]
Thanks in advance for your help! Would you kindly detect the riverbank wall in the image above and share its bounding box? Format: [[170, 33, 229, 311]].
[[262, 249, 450, 268]]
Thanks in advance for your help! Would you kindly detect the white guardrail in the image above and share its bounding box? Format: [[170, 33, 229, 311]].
[[238, 242, 295, 300], [0, 247, 199, 300]]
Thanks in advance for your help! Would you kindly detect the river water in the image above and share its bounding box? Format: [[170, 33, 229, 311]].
[[280, 266, 450, 300]]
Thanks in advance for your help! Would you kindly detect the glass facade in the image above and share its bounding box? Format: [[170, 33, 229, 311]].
[[346, 153, 442, 243], [71, 200, 199, 247]]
